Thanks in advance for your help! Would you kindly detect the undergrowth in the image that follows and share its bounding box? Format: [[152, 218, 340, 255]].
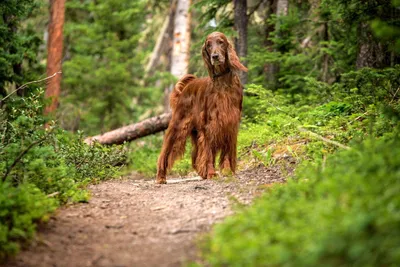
[[0, 89, 126, 259], [200, 136, 400, 266]]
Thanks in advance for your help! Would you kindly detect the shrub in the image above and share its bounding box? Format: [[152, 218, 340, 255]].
[[0, 182, 57, 259], [201, 137, 400, 266]]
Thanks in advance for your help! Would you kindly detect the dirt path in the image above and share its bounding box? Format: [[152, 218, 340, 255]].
[[4, 167, 284, 267]]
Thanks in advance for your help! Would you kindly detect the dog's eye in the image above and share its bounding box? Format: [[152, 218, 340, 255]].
[[217, 40, 224, 45]]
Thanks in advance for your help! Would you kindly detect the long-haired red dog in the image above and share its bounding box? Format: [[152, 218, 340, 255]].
[[156, 32, 247, 184]]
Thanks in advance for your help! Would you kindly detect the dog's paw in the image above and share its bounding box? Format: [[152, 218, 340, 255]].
[[155, 177, 167, 184], [206, 170, 216, 179]]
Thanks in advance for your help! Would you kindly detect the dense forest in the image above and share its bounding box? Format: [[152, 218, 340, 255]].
[[1, 0, 400, 265]]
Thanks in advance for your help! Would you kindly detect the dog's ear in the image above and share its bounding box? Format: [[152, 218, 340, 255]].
[[202, 41, 213, 77], [227, 40, 248, 73]]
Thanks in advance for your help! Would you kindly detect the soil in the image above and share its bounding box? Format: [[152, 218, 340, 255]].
[[3, 167, 285, 267]]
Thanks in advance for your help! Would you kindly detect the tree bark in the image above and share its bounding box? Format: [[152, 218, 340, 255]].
[[44, 0, 65, 115], [145, 17, 171, 75], [356, 22, 387, 69], [84, 113, 172, 145], [164, 0, 191, 112], [145, 0, 177, 78], [264, 0, 276, 87], [275, 0, 288, 19], [234, 0, 248, 85], [321, 22, 330, 82], [266, 0, 288, 89]]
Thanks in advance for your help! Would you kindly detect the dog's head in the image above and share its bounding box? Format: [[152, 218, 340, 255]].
[[202, 32, 247, 78]]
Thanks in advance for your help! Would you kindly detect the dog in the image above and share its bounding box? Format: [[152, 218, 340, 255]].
[[156, 32, 247, 184]]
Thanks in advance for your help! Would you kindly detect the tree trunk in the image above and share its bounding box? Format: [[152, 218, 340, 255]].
[[84, 113, 172, 145], [264, 0, 276, 87], [276, 0, 288, 19], [234, 0, 248, 85], [145, 0, 177, 78], [164, 0, 191, 112], [266, 0, 288, 89], [321, 22, 330, 82], [356, 22, 387, 69], [44, 0, 65, 115]]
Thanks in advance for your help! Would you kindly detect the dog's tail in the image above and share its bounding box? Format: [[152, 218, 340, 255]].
[[170, 74, 196, 110]]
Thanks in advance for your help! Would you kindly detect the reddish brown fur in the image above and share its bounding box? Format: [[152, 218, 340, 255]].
[[156, 32, 247, 184]]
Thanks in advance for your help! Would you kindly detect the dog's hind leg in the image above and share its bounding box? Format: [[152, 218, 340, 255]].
[[156, 127, 175, 184]]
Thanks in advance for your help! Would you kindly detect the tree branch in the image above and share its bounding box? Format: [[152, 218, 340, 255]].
[[2, 130, 53, 183], [1, 71, 62, 103], [298, 126, 351, 150]]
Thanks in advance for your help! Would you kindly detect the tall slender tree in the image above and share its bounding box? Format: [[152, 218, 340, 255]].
[[164, 0, 191, 112], [45, 0, 65, 115], [266, 0, 288, 88], [234, 0, 248, 85]]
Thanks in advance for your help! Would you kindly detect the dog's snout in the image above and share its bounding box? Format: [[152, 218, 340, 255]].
[[211, 54, 219, 60]]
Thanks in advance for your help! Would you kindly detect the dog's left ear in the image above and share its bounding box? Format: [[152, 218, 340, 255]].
[[227, 41, 248, 73]]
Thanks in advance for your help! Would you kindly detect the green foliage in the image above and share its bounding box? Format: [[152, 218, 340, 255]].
[[0, 0, 44, 95], [338, 66, 400, 106], [192, 0, 232, 34], [0, 182, 57, 259], [201, 137, 400, 266], [62, 0, 164, 135], [238, 64, 400, 171], [128, 135, 162, 177], [57, 131, 126, 184]]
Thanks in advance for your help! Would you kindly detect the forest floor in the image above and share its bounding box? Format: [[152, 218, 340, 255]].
[[4, 167, 285, 267]]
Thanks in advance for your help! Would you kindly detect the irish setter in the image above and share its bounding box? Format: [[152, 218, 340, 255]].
[[156, 32, 247, 184]]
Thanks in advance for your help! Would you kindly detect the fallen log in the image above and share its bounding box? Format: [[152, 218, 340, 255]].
[[84, 113, 171, 145]]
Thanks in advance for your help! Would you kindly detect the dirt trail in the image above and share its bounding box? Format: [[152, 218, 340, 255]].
[[4, 167, 284, 267]]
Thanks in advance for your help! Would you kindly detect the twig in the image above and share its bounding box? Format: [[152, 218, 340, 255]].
[[1, 71, 62, 103], [47, 192, 59, 198], [390, 87, 400, 104], [298, 126, 351, 150], [349, 112, 368, 124], [2, 130, 53, 182]]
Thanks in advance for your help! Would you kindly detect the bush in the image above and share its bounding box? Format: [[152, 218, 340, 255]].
[[0, 182, 57, 259], [201, 137, 400, 266]]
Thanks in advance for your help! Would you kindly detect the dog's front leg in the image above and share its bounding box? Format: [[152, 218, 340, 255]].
[[195, 131, 215, 179]]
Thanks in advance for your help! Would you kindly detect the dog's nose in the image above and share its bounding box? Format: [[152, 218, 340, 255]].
[[212, 54, 219, 60]]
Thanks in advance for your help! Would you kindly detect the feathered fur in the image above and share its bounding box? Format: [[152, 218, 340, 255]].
[[156, 32, 247, 184]]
